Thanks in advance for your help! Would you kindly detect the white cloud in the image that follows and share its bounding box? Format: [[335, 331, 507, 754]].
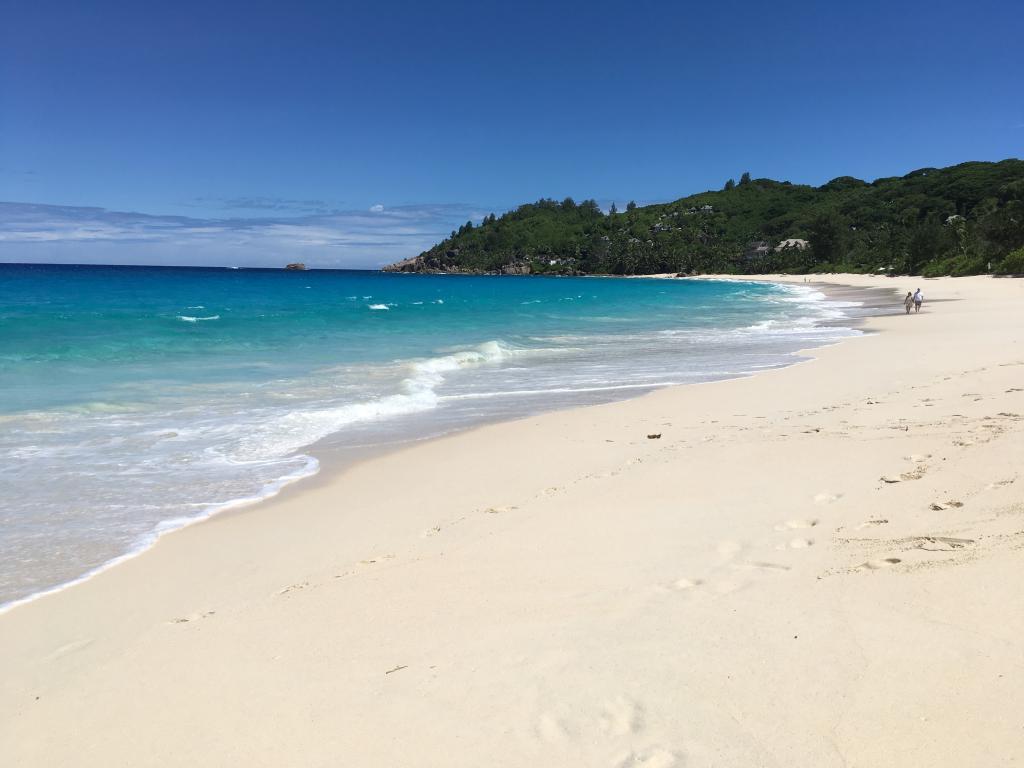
[[0, 201, 491, 269]]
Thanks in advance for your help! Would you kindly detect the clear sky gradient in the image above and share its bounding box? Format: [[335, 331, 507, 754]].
[[2, 0, 1022, 267]]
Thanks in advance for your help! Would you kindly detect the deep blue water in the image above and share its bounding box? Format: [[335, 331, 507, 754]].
[[0, 263, 861, 608]]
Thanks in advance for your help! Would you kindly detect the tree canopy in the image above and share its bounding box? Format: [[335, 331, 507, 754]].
[[389, 160, 1024, 276]]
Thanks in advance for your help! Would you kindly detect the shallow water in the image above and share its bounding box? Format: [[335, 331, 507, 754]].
[[0, 264, 865, 608]]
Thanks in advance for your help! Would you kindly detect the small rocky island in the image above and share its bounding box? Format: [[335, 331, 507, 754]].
[[284, 263, 307, 271]]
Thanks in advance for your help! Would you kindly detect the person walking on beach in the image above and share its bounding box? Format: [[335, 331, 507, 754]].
[[904, 291, 914, 314], [913, 288, 924, 313]]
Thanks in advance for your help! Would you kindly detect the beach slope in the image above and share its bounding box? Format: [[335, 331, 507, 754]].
[[2, 274, 1022, 767]]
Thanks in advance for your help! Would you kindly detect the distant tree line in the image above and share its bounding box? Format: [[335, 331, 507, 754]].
[[398, 160, 1024, 276]]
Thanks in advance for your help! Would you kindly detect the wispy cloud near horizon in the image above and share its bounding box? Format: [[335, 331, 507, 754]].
[[0, 201, 490, 269], [185, 196, 345, 215]]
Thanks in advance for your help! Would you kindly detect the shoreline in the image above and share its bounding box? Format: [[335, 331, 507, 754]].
[[0, 277, 884, 616], [292, 277, 894, 517], [3, 274, 1023, 766]]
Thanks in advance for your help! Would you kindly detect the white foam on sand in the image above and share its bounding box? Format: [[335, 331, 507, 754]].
[[0, 455, 320, 616]]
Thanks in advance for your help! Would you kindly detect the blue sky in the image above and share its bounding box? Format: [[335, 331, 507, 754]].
[[2, 0, 1022, 268]]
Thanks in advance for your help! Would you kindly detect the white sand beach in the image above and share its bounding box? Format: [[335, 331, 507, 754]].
[[2, 274, 1022, 767]]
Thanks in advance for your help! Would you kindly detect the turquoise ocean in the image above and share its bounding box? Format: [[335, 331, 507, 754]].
[[0, 264, 864, 609]]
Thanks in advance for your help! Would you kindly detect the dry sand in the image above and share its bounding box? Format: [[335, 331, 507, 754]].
[[2, 274, 1023, 767]]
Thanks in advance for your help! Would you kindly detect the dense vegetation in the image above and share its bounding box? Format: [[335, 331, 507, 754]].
[[389, 160, 1024, 276]]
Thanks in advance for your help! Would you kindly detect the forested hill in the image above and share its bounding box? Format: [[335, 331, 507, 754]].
[[384, 160, 1024, 276]]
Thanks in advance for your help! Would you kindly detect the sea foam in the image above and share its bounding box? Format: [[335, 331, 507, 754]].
[[0, 265, 867, 611]]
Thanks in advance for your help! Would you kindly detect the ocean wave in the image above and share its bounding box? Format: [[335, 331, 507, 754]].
[[2, 274, 871, 612], [771, 284, 862, 310], [739, 282, 866, 331], [177, 314, 220, 322], [0, 454, 319, 616], [228, 340, 519, 461]]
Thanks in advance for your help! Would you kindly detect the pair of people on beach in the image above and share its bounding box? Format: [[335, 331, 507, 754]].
[[904, 289, 924, 314]]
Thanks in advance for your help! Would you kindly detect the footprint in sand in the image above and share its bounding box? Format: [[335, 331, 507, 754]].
[[928, 500, 964, 511], [855, 519, 889, 530], [741, 561, 792, 572], [612, 747, 678, 768], [537, 714, 571, 742], [857, 557, 902, 571], [913, 536, 974, 552], [774, 519, 818, 531], [671, 577, 704, 590], [359, 554, 395, 565], [483, 505, 517, 515], [776, 538, 814, 550], [537, 696, 646, 748], [169, 610, 216, 623], [599, 697, 644, 736]]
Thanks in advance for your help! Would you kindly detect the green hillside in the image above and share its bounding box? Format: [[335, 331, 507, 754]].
[[386, 160, 1024, 276]]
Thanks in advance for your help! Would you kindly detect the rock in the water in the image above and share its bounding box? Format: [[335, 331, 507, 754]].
[[381, 253, 532, 275]]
